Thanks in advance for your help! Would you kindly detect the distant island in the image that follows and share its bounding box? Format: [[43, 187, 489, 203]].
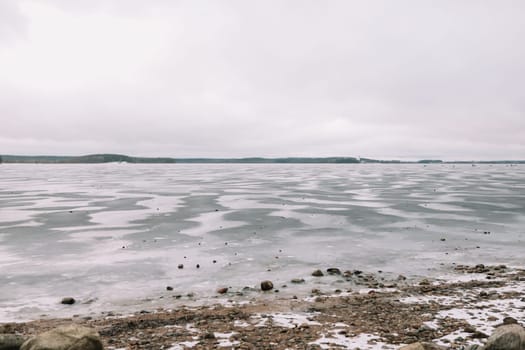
[[1, 154, 524, 164]]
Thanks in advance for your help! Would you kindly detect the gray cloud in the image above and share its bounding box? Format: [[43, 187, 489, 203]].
[[0, 0, 27, 45], [1, 0, 524, 159]]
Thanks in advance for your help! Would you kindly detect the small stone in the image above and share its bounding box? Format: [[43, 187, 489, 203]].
[[291, 278, 305, 284], [326, 268, 341, 275], [196, 264, 200, 268], [261, 280, 274, 291], [202, 332, 215, 340], [217, 287, 228, 294], [166, 286, 173, 291], [61, 297, 75, 305], [440, 238, 446, 241], [471, 331, 489, 339], [464, 325, 476, 333], [177, 264, 184, 269], [312, 269, 324, 277]]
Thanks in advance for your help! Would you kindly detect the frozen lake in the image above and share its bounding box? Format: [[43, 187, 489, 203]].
[[1, 163, 524, 321]]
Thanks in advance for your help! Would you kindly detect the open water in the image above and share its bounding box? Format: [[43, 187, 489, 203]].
[[0, 163, 524, 321]]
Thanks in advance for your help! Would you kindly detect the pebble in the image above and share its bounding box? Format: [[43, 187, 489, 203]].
[[261, 280, 274, 291], [312, 269, 324, 277], [60, 297, 75, 305]]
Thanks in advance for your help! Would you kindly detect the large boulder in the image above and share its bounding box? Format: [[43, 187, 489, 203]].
[[484, 324, 525, 350], [21, 325, 103, 350], [399, 342, 446, 350], [0, 334, 27, 350]]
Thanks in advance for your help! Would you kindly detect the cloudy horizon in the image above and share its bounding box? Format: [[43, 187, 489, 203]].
[[1, 1, 524, 161]]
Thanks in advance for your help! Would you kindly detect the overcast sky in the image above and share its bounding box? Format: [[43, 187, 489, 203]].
[[1, 1, 524, 160]]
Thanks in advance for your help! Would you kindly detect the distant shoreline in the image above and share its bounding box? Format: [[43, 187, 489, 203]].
[[1, 154, 524, 164]]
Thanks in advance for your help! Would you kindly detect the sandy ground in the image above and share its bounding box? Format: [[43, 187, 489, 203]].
[[1, 265, 524, 350]]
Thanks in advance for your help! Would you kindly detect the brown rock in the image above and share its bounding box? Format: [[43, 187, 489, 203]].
[[312, 270, 324, 277], [217, 287, 228, 294]]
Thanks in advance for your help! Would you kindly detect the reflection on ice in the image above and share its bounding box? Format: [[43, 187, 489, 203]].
[[0, 163, 524, 321]]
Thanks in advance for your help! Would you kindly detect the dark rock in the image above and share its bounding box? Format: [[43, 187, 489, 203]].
[[166, 286, 173, 291], [217, 287, 228, 294], [0, 334, 27, 350], [261, 281, 273, 291], [60, 297, 75, 305], [291, 278, 305, 284], [326, 268, 341, 275], [484, 324, 525, 350], [202, 332, 215, 340], [312, 270, 324, 277], [20, 325, 102, 350], [503, 316, 518, 325], [177, 264, 184, 269], [470, 330, 489, 339], [464, 325, 477, 333]]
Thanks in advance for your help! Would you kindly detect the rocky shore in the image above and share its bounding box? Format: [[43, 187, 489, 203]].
[[1, 264, 524, 350]]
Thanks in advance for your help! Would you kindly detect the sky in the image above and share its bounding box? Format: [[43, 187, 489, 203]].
[[1, 0, 524, 160]]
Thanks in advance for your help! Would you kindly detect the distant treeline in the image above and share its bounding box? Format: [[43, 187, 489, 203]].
[[0, 154, 176, 164], [175, 157, 361, 163], [0, 154, 523, 164]]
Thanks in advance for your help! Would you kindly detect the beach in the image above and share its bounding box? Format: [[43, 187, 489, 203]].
[[2, 264, 524, 349]]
